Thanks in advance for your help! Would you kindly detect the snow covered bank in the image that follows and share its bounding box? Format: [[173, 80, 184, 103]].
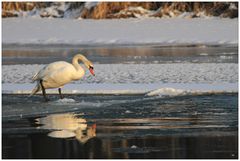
[[2, 83, 238, 95], [2, 18, 238, 46], [2, 63, 238, 84]]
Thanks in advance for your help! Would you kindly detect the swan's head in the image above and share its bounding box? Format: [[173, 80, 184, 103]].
[[85, 59, 95, 76], [88, 64, 95, 76]]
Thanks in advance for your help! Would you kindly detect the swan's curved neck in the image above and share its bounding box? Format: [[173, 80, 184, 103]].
[[72, 54, 89, 71], [71, 54, 90, 80]]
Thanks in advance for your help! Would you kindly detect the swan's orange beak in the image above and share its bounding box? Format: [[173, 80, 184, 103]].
[[92, 123, 97, 129], [89, 67, 95, 76]]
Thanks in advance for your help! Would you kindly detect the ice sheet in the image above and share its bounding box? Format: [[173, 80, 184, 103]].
[[2, 63, 238, 84]]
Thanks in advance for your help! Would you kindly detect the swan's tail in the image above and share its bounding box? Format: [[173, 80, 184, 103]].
[[32, 72, 39, 82], [29, 82, 41, 96]]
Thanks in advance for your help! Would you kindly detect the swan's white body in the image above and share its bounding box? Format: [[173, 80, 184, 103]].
[[32, 61, 85, 89], [31, 54, 94, 96]]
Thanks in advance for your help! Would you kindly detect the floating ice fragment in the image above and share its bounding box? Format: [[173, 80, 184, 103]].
[[131, 145, 138, 149], [125, 110, 133, 114], [55, 98, 76, 103], [146, 87, 188, 97], [199, 53, 209, 56]]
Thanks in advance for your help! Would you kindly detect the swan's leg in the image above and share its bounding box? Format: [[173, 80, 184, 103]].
[[58, 88, 64, 99], [40, 80, 49, 102]]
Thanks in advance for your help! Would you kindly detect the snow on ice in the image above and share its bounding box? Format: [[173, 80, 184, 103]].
[[2, 63, 238, 95], [2, 18, 238, 46]]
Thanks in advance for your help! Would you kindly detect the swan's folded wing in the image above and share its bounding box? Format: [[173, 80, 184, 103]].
[[44, 66, 76, 86], [32, 61, 71, 81]]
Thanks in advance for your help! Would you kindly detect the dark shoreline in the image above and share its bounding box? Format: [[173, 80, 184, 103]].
[[2, 43, 237, 50]]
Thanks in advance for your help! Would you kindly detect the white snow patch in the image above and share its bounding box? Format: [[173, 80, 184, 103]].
[[84, 2, 98, 9], [229, 3, 238, 10]]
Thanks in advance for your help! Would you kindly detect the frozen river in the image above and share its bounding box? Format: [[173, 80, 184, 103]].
[[2, 45, 238, 159]]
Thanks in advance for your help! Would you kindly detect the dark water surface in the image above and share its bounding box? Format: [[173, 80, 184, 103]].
[[2, 93, 238, 159], [2, 45, 238, 64]]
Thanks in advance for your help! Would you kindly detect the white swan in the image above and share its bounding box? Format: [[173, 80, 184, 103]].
[[30, 54, 95, 101]]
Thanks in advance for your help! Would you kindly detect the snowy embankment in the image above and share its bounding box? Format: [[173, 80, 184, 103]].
[[2, 63, 238, 95], [2, 18, 238, 46]]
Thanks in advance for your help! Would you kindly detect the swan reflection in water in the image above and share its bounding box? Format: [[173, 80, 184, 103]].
[[35, 113, 96, 144]]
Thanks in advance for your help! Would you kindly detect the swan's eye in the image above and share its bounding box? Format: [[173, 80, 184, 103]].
[[89, 66, 94, 70]]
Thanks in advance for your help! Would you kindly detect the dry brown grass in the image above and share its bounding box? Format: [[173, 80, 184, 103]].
[[2, 2, 48, 17], [2, 2, 238, 18], [81, 2, 160, 19]]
